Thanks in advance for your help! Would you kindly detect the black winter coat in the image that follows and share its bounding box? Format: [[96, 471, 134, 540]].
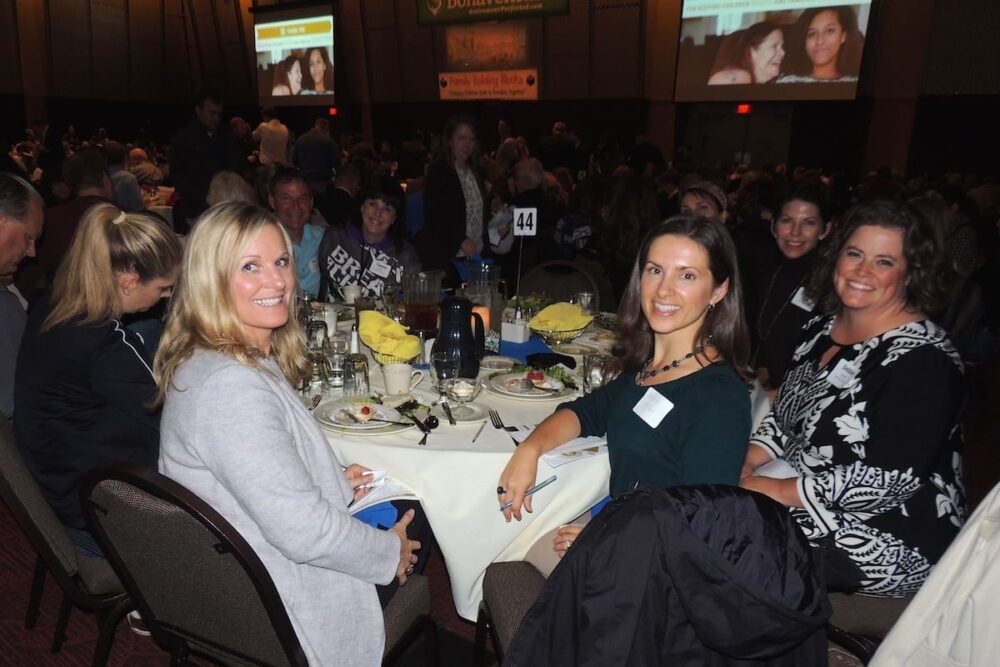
[[504, 486, 831, 667]]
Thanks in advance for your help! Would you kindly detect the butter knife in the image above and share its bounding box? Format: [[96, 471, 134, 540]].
[[441, 400, 457, 426]]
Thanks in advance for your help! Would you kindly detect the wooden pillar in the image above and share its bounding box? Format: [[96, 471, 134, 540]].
[[862, 0, 937, 174], [16, 0, 49, 122], [642, 0, 682, 161], [338, 0, 373, 142]]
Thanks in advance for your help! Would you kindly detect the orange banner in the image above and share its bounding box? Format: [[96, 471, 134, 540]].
[[438, 69, 539, 101]]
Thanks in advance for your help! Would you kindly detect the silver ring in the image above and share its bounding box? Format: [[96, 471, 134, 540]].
[[406, 565, 414, 574]]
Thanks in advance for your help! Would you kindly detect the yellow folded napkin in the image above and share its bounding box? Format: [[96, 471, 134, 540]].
[[528, 302, 593, 332], [358, 311, 422, 359]]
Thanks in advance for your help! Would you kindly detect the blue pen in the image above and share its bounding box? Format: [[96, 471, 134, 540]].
[[500, 475, 558, 511]]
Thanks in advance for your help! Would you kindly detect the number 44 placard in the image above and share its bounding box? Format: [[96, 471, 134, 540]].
[[512, 208, 537, 237]]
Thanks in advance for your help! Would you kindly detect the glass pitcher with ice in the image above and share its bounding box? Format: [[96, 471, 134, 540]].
[[462, 261, 506, 351], [401, 270, 444, 339]]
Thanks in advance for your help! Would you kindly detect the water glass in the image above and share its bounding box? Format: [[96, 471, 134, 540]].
[[324, 335, 348, 389], [583, 352, 618, 394], [431, 351, 460, 392], [575, 291, 596, 316], [305, 320, 329, 351], [343, 355, 370, 397]]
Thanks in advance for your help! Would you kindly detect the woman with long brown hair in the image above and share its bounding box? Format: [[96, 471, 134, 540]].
[[498, 216, 752, 573]]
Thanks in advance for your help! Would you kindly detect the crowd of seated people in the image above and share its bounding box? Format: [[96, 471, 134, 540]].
[[2, 96, 1000, 663]]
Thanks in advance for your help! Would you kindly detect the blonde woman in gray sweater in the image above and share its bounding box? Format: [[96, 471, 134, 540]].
[[154, 202, 420, 665]]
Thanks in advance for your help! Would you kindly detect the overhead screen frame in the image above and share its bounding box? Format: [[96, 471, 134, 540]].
[[251, 0, 340, 108], [673, 0, 877, 103]]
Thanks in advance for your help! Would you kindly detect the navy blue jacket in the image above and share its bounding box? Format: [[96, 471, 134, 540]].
[[14, 299, 160, 529]]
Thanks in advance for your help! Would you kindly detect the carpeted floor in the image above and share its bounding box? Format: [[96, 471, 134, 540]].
[[1, 356, 996, 666]]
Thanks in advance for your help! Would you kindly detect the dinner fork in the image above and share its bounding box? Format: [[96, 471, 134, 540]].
[[489, 409, 520, 446]]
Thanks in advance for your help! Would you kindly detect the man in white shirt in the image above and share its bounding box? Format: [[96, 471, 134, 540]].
[[252, 107, 290, 166]]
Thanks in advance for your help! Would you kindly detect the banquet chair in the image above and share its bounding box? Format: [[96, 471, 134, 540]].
[[473, 561, 546, 666], [519, 260, 601, 310], [80, 464, 436, 666], [826, 593, 913, 664], [0, 415, 129, 664]]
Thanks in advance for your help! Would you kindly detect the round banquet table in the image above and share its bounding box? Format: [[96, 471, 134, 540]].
[[321, 334, 612, 620]]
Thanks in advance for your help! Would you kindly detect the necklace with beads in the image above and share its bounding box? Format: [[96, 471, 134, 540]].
[[637, 345, 705, 382]]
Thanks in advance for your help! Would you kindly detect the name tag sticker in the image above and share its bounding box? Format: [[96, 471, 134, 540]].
[[791, 286, 815, 311], [632, 387, 674, 429], [827, 359, 860, 388], [369, 258, 392, 278]]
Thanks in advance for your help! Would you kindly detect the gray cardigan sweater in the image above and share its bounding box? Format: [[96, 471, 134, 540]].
[[159, 349, 399, 666]]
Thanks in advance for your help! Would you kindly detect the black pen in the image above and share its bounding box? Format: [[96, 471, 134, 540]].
[[500, 475, 557, 511]]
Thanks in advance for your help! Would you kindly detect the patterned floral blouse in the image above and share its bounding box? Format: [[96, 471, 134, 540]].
[[751, 316, 965, 597]]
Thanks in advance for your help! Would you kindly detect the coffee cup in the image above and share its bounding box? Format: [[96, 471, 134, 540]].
[[342, 284, 362, 304], [383, 363, 425, 396]]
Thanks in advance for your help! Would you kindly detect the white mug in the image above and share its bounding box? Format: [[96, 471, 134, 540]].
[[342, 284, 362, 304], [382, 363, 424, 396]]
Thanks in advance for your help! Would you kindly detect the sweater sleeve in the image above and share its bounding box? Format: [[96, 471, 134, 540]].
[[190, 364, 400, 585], [562, 375, 622, 438], [797, 346, 964, 537]]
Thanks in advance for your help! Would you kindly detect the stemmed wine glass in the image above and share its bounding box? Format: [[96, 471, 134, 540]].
[[442, 377, 483, 418]]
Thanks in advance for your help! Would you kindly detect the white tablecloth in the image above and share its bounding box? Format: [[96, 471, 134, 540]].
[[323, 362, 610, 620]]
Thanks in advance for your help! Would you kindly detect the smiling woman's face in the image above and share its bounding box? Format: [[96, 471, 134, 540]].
[[834, 225, 908, 316], [806, 10, 846, 73], [309, 49, 326, 87], [750, 29, 785, 83], [289, 61, 303, 94]]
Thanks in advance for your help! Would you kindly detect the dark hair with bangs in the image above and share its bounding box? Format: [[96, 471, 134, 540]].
[[613, 215, 751, 378], [805, 200, 947, 316]]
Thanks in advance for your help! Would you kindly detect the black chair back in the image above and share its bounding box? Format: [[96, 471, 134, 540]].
[[0, 415, 128, 661], [81, 464, 307, 666]]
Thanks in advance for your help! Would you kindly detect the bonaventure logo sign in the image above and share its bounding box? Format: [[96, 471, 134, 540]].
[[418, 0, 569, 25]]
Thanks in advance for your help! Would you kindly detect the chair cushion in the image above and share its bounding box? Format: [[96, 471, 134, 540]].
[[828, 592, 913, 638], [76, 555, 125, 596], [482, 561, 546, 653], [383, 574, 430, 656]]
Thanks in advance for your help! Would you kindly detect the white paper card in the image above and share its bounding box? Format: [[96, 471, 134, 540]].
[[791, 286, 815, 311], [512, 207, 538, 236], [369, 258, 392, 278], [827, 358, 860, 388], [632, 387, 674, 428]]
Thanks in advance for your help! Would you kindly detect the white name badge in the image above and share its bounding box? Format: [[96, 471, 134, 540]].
[[791, 286, 815, 312], [827, 358, 860, 389], [632, 387, 674, 429], [369, 258, 392, 278]]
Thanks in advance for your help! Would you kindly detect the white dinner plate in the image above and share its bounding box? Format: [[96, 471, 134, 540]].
[[314, 399, 405, 431], [552, 343, 596, 357], [485, 373, 576, 400], [480, 355, 519, 371], [430, 402, 488, 424]]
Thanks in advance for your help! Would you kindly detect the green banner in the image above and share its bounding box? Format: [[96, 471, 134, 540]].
[[417, 0, 569, 25]]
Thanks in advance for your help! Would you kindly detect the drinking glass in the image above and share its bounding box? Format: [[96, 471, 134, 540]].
[[583, 352, 618, 394], [575, 291, 596, 316], [324, 335, 348, 389], [443, 377, 482, 418], [343, 355, 370, 397], [431, 351, 460, 393], [305, 320, 329, 351]]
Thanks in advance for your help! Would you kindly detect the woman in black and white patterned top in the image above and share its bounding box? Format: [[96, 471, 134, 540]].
[[740, 200, 965, 597]]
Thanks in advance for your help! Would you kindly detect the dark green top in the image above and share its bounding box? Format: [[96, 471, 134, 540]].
[[563, 363, 751, 497]]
